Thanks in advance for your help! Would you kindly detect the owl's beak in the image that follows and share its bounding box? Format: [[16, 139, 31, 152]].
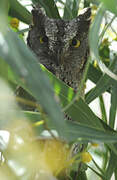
[[56, 49, 64, 66]]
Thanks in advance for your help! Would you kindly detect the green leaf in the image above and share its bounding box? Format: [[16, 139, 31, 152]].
[[66, 120, 117, 143], [66, 98, 103, 128], [105, 144, 117, 179], [10, 56, 104, 131], [23, 111, 45, 134], [88, 0, 99, 6], [40, 65, 117, 134], [92, 158, 105, 175], [109, 82, 117, 128], [89, 4, 105, 61], [85, 58, 117, 104], [42, 66, 103, 129], [87, 64, 102, 84], [75, 171, 87, 180], [85, 74, 111, 104], [31, 0, 61, 18], [84, 0, 90, 7], [89, 4, 117, 81], [5, 47, 103, 132], [0, 58, 9, 80], [0, 56, 17, 85], [1, 28, 117, 143], [99, 95, 107, 123], [87, 165, 107, 180], [0, 29, 66, 138], [63, 0, 74, 19], [72, 0, 81, 17], [9, 0, 32, 24], [63, 0, 81, 20], [99, 0, 117, 16], [0, 0, 9, 32], [114, 167, 117, 179]]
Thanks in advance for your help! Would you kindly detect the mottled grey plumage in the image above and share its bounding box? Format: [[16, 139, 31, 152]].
[[27, 5, 91, 91]]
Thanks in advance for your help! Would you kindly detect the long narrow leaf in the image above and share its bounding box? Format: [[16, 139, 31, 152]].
[[99, 95, 107, 123], [99, 0, 117, 16], [42, 66, 103, 129], [89, 4, 117, 81], [63, 0, 73, 19], [9, 0, 32, 24], [0, 29, 66, 137], [85, 74, 112, 104], [85, 58, 117, 104], [114, 167, 117, 180], [66, 120, 117, 143], [1, 29, 117, 143], [109, 83, 117, 128], [72, 0, 80, 17], [0, 0, 8, 32], [89, 4, 105, 60], [105, 144, 117, 179], [87, 64, 102, 84], [31, 0, 60, 18]]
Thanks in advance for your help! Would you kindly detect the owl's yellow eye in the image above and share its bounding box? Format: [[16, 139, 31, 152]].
[[40, 36, 48, 44], [71, 38, 80, 48]]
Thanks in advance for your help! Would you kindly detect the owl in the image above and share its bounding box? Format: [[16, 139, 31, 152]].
[[27, 5, 91, 91]]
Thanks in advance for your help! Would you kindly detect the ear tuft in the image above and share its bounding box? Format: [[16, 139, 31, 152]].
[[32, 5, 45, 26], [75, 8, 91, 34], [78, 7, 91, 21]]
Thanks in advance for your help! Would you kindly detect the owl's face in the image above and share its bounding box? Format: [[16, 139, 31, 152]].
[[27, 7, 91, 89]]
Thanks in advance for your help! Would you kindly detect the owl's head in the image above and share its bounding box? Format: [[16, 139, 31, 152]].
[[27, 6, 91, 88]]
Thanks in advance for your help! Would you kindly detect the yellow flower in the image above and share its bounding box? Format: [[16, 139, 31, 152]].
[[92, 5, 98, 11], [10, 18, 19, 29], [81, 152, 92, 163], [105, 58, 110, 62], [113, 37, 117, 41], [102, 38, 110, 46], [93, 60, 98, 68], [36, 138, 71, 176], [91, 143, 99, 147]]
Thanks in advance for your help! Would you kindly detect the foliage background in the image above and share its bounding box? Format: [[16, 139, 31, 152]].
[[0, 0, 117, 179]]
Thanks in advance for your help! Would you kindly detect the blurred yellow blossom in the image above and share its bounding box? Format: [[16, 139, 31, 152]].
[[91, 143, 99, 147], [35, 138, 71, 176], [91, 5, 98, 11], [113, 37, 117, 41], [102, 38, 110, 46], [93, 60, 98, 68], [10, 18, 19, 29], [81, 152, 92, 163], [91, 5, 97, 21]]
